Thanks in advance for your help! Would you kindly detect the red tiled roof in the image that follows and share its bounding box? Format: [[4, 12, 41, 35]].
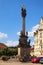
[[0, 43, 7, 49]]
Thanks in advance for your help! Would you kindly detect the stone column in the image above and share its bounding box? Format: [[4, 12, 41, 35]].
[[21, 6, 26, 35], [22, 17, 25, 35]]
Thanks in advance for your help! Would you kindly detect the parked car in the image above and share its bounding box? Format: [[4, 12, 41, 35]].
[[31, 57, 40, 63], [39, 57, 43, 64]]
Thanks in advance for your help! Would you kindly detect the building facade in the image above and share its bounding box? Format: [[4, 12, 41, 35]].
[[34, 18, 43, 57], [30, 45, 34, 56]]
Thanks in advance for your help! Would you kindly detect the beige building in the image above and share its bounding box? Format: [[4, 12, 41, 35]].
[[30, 45, 34, 56], [34, 18, 43, 57]]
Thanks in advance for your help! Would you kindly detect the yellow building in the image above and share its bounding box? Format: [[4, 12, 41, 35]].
[[30, 46, 34, 56], [34, 18, 43, 57]]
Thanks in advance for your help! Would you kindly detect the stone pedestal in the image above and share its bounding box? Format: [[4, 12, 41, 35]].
[[18, 34, 31, 61]]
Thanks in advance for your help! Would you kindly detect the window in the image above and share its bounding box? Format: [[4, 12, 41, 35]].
[[40, 33, 42, 38], [40, 40, 42, 44]]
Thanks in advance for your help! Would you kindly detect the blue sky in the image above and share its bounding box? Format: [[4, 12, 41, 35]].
[[0, 0, 43, 46]]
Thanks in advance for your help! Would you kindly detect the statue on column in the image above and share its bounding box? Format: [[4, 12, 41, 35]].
[[18, 5, 31, 62]]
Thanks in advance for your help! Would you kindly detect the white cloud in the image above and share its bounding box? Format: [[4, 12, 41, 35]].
[[5, 40, 19, 47], [28, 32, 33, 37], [28, 24, 39, 37], [0, 32, 8, 39], [30, 41, 34, 46], [17, 24, 39, 37], [5, 40, 34, 47], [32, 24, 39, 32], [17, 32, 20, 35]]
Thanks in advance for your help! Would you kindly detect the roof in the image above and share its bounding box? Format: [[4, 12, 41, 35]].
[[0, 43, 7, 49]]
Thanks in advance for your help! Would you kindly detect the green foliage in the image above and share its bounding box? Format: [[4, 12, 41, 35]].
[[2, 48, 9, 56], [0, 47, 18, 56], [14, 48, 18, 55], [0, 50, 3, 56]]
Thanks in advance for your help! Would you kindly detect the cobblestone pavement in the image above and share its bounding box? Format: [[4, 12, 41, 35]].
[[0, 60, 42, 65], [0, 58, 42, 65]]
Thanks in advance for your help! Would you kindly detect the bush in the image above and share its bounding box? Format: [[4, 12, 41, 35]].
[[2, 48, 9, 56], [0, 47, 18, 56], [2, 56, 10, 61], [0, 51, 3, 56]]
